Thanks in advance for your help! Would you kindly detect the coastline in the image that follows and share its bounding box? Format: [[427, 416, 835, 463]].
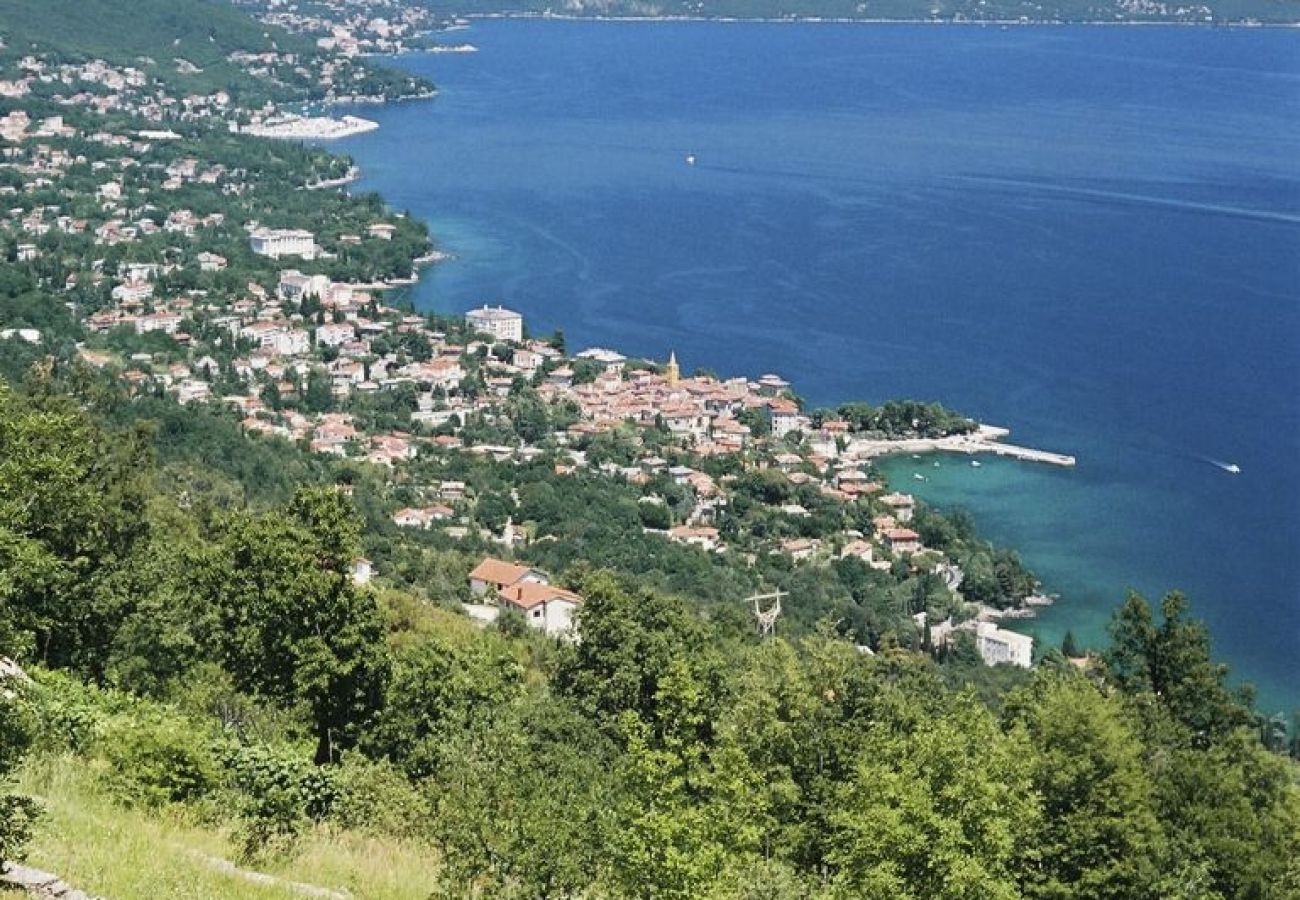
[[459, 12, 1298, 28], [330, 20, 1298, 708], [304, 165, 363, 191]]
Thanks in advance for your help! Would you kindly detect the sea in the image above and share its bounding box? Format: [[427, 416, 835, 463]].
[[331, 21, 1300, 712]]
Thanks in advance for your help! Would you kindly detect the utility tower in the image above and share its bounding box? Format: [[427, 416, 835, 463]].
[[747, 590, 786, 638]]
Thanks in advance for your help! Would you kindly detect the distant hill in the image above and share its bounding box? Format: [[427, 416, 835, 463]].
[[0, 0, 315, 99], [423, 0, 1300, 24]]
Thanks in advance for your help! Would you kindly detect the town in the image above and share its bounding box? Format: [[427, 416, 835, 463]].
[[0, 15, 1060, 668]]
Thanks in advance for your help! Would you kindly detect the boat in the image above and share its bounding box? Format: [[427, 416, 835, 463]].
[[971, 460, 981, 468], [933, 461, 940, 468], [913, 473, 925, 482], [685, 154, 696, 166], [1224, 463, 1241, 474]]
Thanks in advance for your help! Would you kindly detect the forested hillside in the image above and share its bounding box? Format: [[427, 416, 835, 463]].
[[1, 360, 1297, 899], [421, 0, 1300, 24], [0, 0, 428, 104]]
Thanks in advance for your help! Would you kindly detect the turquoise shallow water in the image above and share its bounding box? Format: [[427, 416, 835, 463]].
[[333, 21, 1300, 711]]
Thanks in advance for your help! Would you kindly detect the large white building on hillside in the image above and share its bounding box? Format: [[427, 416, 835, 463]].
[[465, 304, 523, 343], [975, 622, 1034, 668], [250, 227, 318, 260]]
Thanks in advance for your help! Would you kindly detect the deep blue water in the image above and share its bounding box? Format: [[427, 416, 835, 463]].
[[334, 21, 1300, 711]]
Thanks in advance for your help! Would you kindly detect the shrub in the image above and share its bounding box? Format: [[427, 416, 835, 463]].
[[0, 672, 40, 861], [221, 744, 339, 863], [99, 716, 219, 807], [329, 755, 431, 839]]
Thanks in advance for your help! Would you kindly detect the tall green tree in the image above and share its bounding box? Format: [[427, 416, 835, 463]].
[[0, 382, 153, 674], [197, 487, 389, 763], [431, 698, 614, 899], [1104, 591, 1252, 745], [554, 572, 725, 748], [827, 694, 1037, 900], [1006, 672, 1164, 899]]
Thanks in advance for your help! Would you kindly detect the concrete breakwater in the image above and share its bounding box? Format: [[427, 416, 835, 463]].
[[848, 425, 1076, 468]]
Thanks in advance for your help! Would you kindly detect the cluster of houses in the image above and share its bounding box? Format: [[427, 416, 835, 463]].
[[0, 32, 1038, 670], [248, 0, 439, 57]]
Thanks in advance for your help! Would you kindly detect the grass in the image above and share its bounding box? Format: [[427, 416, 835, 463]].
[[15, 755, 439, 900]]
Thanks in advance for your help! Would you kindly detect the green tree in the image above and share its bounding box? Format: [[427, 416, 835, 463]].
[[0, 664, 40, 862], [1149, 730, 1300, 899], [1104, 591, 1252, 745], [555, 572, 724, 747], [431, 699, 614, 899], [197, 487, 389, 763], [827, 695, 1037, 900], [0, 383, 152, 674], [1061, 629, 1081, 658], [364, 628, 522, 779], [303, 367, 333, 414], [1006, 673, 1164, 899]]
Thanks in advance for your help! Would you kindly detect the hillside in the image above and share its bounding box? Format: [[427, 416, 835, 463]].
[[422, 0, 1300, 24], [0, 0, 1297, 897], [0, 0, 306, 96], [0, 0, 428, 103]]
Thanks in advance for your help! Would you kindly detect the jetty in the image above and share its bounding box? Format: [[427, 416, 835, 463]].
[[847, 424, 1076, 468]]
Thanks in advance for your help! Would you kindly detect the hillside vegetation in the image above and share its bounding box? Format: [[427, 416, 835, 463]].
[[421, 0, 1300, 24], [0, 0, 427, 103], [0, 0, 305, 96], [0, 369, 1297, 898]]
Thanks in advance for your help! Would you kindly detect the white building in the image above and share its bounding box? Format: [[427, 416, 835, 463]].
[[316, 322, 356, 347], [975, 622, 1034, 668], [242, 323, 310, 356], [465, 305, 523, 343], [249, 227, 318, 260], [197, 252, 228, 272], [769, 399, 803, 439], [498, 581, 583, 638], [136, 313, 183, 335], [278, 269, 332, 302], [350, 557, 373, 586]]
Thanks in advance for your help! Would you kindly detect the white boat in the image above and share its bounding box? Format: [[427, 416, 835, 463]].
[[913, 473, 925, 481], [685, 154, 696, 166], [971, 460, 981, 468], [1224, 463, 1241, 474]]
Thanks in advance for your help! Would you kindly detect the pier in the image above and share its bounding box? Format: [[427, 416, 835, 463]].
[[847, 425, 1076, 468]]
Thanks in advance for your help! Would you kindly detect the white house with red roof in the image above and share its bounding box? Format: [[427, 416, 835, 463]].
[[467, 556, 583, 637], [498, 580, 583, 638]]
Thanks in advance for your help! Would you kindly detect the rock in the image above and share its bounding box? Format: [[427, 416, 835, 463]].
[[0, 657, 30, 683], [0, 861, 104, 899]]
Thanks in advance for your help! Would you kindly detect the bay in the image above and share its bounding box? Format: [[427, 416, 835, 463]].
[[333, 20, 1300, 711]]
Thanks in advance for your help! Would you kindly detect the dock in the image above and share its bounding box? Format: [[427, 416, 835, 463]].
[[964, 439, 1076, 467], [846, 424, 1076, 468]]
